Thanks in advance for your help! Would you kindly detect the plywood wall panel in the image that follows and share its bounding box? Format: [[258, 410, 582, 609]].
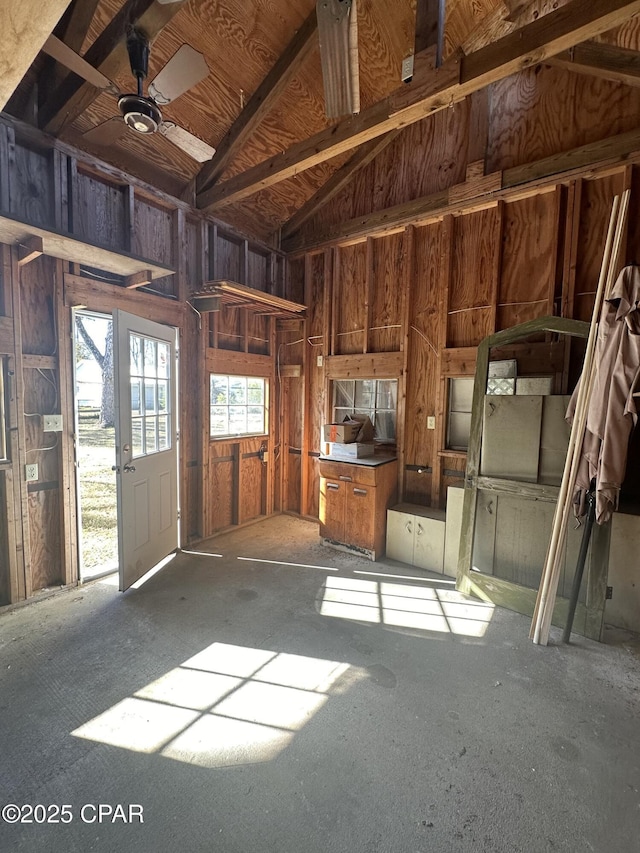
[[239, 440, 265, 523], [10, 144, 54, 228], [217, 305, 243, 351], [574, 175, 623, 322], [498, 193, 557, 330], [247, 313, 269, 355], [185, 217, 201, 294], [487, 65, 640, 174], [448, 207, 499, 347], [247, 249, 268, 291], [370, 233, 404, 352], [19, 256, 56, 356], [133, 199, 174, 295], [334, 243, 367, 355], [287, 257, 306, 305], [216, 233, 243, 282], [208, 444, 236, 533], [0, 476, 10, 605], [28, 491, 61, 590], [74, 172, 128, 250]]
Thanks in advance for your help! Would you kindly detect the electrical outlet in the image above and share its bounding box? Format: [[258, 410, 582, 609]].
[[42, 414, 63, 432], [401, 54, 414, 83], [25, 463, 38, 482], [317, 354, 323, 368], [427, 416, 436, 430]]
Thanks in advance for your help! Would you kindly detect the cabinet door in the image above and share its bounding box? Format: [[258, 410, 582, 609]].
[[386, 510, 415, 564], [344, 485, 376, 550], [413, 516, 445, 573], [319, 478, 345, 541]]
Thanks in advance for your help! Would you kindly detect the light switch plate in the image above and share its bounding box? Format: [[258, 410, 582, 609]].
[[42, 414, 63, 431]]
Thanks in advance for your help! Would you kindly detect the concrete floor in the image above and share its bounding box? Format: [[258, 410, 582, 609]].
[[1, 515, 639, 853]]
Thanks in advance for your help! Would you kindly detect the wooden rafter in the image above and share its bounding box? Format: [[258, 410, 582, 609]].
[[41, 0, 189, 135], [549, 41, 640, 87], [281, 130, 402, 240], [196, 0, 640, 212], [57, 0, 101, 52], [196, 8, 318, 196]]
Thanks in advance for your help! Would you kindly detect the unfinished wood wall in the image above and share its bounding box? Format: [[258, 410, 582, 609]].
[[0, 117, 283, 606], [280, 62, 640, 520]]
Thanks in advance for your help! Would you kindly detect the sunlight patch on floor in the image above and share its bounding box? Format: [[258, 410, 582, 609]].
[[319, 576, 495, 638], [72, 642, 350, 768]]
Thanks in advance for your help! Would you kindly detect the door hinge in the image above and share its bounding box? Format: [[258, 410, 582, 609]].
[[606, 586, 613, 600]]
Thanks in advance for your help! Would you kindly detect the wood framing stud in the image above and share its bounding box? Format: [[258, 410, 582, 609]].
[[125, 269, 153, 289]]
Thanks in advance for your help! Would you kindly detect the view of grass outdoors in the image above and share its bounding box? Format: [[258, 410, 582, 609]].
[[75, 312, 118, 578]]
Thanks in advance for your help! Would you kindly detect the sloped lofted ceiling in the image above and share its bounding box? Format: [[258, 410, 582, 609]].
[[5, 0, 640, 244]]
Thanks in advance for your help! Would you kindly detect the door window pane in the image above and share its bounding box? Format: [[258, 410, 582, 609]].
[[129, 332, 172, 458]]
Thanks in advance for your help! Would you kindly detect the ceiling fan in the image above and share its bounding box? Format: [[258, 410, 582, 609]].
[[42, 29, 216, 162]]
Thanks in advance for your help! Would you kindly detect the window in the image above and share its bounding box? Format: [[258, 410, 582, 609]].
[[129, 334, 172, 458], [210, 375, 267, 438], [447, 377, 474, 451], [332, 379, 397, 442]]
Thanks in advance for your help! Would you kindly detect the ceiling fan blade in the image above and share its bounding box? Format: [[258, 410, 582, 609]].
[[158, 122, 215, 162], [83, 117, 127, 147], [42, 35, 119, 95], [148, 45, 209, 105]]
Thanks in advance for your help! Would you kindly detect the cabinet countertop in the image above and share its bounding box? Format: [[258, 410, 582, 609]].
[[318, 454, 397, 468]]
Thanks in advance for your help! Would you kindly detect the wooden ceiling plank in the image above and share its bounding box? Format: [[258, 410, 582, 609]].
[[196, 8, 318, 196], [549, 41, 640, 87], [41, 0, 190, 135], [281, 130, 402, 240], [197, 0, 640, 210], [0, 0, 72, 110], [197, 0, 640, 212]]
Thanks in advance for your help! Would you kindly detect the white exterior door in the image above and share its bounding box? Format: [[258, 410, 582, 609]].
[[113, 310, 178, 591]]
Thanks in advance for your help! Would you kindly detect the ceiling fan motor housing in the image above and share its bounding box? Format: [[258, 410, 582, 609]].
[[118, 93, 162, 134], [120, 29, 161, 134]]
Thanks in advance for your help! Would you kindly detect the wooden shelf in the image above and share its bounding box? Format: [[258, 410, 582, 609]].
[[0, 213, 174, 280], [438, 449, 468, 459]]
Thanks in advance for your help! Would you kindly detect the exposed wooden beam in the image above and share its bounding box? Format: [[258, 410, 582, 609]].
[[125, 269, 153, 289], [196, 8, 318, 195], [415, 0, 445, 66], [197, 0, 640, 212], [549, 41, 640, 87], [0, 0, 72, 110], [283, 125, 640, 252], [281, 130, 401, 240], [58, 0, 101, 52], [41, 0, 189, 135]]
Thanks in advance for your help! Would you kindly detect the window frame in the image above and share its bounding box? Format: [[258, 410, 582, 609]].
[[331, 377, 398, 444], [209, 373, 269, 439]]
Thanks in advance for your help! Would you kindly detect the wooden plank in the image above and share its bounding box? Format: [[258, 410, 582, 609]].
[[324, 351, 403, 379], [0, 0, 72, 110], [63, 273, 185, 325], [432, 214, 453, 508], [17, 235, 44, 267], [202, 278, 306, 317], [196, 7, 318, 194], [124, 269, 153, 290], [440, 346, 477, 376], [364, 237, 373, 354], [206, 347, 273, 377], [197, 0, 640, 210], [54, 258, 77, 586], [397, 225, 415, 502], [22, 354, 57, 370], [0, 212, 174, 279], [58, 0, 101, 53], [42, 0, 190, 134], [448, 171, 502, 205], [550, 41, 640, 88], [0, 316, 14, 353]]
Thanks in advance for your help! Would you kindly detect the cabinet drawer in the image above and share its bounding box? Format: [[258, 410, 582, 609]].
[[318, 459, 377, 486]]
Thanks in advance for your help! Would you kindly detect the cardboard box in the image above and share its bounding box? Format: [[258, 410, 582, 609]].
[[326, 442, 375, 459], [322, 422, 361, 443]]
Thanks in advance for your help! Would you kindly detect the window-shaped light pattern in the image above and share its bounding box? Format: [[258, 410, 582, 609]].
[[130, 334, 171, 458], [210, 375, 266, 437], [333, 378, 397, 441]]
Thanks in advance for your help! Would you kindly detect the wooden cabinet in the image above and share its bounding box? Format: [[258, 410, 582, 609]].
[[319, 457, 398, 560], [386, 503, 446, 573]]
